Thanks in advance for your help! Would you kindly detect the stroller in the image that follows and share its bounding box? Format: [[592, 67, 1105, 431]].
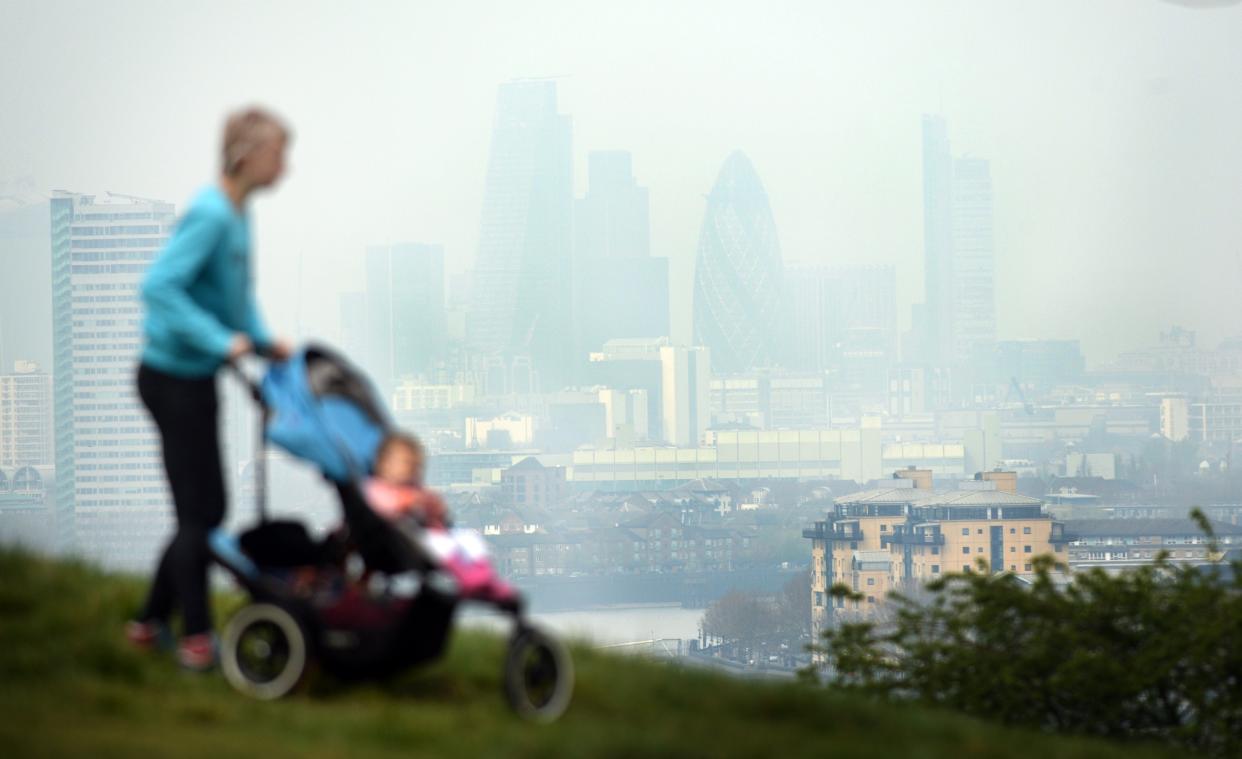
[[208, 345, 573, 721]]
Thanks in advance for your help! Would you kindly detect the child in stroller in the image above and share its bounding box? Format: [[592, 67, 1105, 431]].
[[207, 345, 571, 720], [363, 431, 516, 606]]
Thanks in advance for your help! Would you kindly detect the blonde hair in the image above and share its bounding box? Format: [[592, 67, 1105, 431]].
[[221, 107, 290, 176]]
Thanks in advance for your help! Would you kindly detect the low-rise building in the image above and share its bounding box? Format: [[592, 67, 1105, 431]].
[[1062, 518, 1242, 571], [804, 469, 1064, 639], [501, 456, 567, 511]]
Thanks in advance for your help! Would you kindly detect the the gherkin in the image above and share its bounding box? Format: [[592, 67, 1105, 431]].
[[692, 151, 785, 373]]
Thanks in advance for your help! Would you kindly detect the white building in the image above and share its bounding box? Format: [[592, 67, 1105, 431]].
[[0, 361, 53, 468], [660, 345, 710, 447], [51, 192, 174, 569], [597, 387, 649, 441], [392, 380, 475, 412], [466, 413, 536, 448], [1159, 396, 1189, 442]]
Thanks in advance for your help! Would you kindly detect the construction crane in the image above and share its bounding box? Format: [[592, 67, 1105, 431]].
[[1005, 376, 1035, 416]]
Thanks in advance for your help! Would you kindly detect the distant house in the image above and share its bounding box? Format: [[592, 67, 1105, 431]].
[[500, 456, 567, 511]]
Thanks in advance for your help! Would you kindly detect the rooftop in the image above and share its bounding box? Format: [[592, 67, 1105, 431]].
[[835, 488, 1043, 508], [1063, 519, 1242, 539]]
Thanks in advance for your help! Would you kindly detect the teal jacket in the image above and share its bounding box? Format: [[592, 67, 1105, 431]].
[[140, 186, 272, 378]]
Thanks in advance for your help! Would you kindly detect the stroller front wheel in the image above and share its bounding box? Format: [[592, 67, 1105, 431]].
[[503, 625, 573, 722], [221, 603, 309, 700]]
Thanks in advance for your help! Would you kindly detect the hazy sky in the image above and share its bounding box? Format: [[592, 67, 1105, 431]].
[[2, 0, 1240, 365]]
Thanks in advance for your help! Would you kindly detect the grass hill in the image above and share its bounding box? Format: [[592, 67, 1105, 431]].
[[0, 549, 1176, 758]]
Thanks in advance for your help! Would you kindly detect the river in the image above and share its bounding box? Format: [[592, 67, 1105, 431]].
[[463, 603, 705, 646]]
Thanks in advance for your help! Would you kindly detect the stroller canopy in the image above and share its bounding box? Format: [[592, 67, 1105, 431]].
[[262, 345, 389, 482]]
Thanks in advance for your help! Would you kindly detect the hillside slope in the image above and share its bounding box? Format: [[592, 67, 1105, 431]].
[[0, 550, 1175, 758]]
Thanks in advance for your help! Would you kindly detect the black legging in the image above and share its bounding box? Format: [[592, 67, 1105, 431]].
[[136, 364, 226, 636]]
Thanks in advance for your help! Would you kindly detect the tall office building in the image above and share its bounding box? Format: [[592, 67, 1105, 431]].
[[0, 361, 53, 468], [921, 116, 996, 366], [692, 151, 786, 373], [365, 243, 446, 394], [573, 151, 669, 372], [469, 79, 574, 390], [51, 192, 174, 568], [949, 157, 996, 361], [787, 266, 833, 373], [788, 265, 897, 372]]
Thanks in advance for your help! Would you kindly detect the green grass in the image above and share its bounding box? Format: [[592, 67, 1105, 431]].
[[0, 549, 1179, 759]]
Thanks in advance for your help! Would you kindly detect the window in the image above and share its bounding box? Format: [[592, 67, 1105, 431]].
[[814, 592, 824, 607], [866, 596, 875, 604], [1024, 545, 1032, 554], [1009, 528, 1016, 534], [931, 565, 940, 573], [1023, 527, 1032, 535], [1011, 564, 1017, 571], [977, 546, 984, 553], [963, 565, 971, 572], [962, 547, 970, 555], [932, 546, 940, 555], [1025, 564, 1033, 571], [961, 528, 969, 536], [866, 577, 875, 586], [977, 529, 983, 535], [880, 524, 888, 532], [1009, 546, 1016, 553]]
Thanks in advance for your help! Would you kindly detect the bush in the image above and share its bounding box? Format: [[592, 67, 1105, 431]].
[[806, 510, 1242, 755]]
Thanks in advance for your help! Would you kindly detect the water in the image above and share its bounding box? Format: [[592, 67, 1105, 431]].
[[463, 604, 704, 646]]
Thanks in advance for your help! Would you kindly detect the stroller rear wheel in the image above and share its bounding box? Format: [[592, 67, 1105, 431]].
[[503, 626, 573, 722], [221, 603, 309, 700]]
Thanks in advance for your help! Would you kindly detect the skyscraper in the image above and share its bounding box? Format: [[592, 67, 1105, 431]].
[[575, 151, 650, 260], [469, 79, 573, 390], [787, 265, 897, 372], [51, 192, 174, 568], [572, 151, 669, 373], [692, 151, 785, 373], [949, 157, 997, 361], [365, 243, 446, 395], [920, 115, 997, 366]]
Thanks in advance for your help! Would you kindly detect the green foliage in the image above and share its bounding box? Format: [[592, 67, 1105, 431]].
[[808, 509, 1242, 755], [0, 548, 1178, 758]]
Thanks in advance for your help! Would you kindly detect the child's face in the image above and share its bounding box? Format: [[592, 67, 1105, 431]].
[[377, 443, 422, 485]]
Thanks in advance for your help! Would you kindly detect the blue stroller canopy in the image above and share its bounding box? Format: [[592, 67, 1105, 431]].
[[261, 345, 389, 482]]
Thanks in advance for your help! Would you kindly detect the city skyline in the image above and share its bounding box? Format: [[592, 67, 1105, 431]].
[[3, 2, 1240, 365]]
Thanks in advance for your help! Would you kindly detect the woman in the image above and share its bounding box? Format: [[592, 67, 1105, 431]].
[[125, 107, 292, 670]]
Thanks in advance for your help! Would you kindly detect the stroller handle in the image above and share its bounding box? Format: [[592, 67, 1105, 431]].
[[225, 347, 281, 408], [226, 361, 265, 407]]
